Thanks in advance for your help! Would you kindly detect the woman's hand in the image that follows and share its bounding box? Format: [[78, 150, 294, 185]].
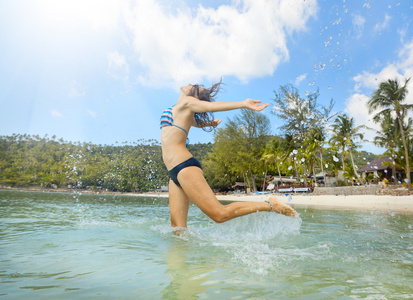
[[193, 118, 222, 128], [243, 99, 269, 111], [210, 119, 222, 127]]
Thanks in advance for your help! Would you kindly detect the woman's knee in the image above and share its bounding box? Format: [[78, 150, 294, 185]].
[[207, 208, 230, 223]]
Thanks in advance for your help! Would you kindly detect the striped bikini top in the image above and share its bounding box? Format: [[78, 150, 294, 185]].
[[159, 107, 188, 134], [160, 107, 190, 146]]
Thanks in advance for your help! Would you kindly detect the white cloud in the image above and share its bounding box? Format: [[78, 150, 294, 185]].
[[352, 14, 366, 39], [35, 0, 124, 31], [51, 110, 63, 117], [374, 14, 391, 33], [295, 73, 307, 86], [124, 0, 318, 86], [107, 51, 129, 80], [68, 80, 87, 98], [345, 38, 413, 151], [352, 65, 400, 92], [344, 93, 377, 141], [352, 38, 413, 93], [398, 40, 413, 74]]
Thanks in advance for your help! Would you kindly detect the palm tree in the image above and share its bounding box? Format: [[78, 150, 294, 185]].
[[323, 143, 342, 186], [283, 134, 301, 181], [368, 78, 412, 190], [304, 126, 327, 186], [330, 114, 366, 184], [343, 163, 358, 185], [372, 112, 412, 184], [262, 138, 287, 187]]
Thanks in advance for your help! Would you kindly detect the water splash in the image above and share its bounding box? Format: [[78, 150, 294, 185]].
[[196, 213, 301, 241], [176, 213, 304, 275]]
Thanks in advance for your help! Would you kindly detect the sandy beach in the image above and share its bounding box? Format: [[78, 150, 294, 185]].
[[2, 187, 413, 215], [216, 193, 413, 215], [136, 191, 413, 215]]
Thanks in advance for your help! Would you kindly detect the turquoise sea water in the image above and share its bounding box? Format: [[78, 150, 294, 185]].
[[0, 190, 412, 299]]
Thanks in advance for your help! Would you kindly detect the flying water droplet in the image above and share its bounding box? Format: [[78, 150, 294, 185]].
[[332, 18, 342, 25]]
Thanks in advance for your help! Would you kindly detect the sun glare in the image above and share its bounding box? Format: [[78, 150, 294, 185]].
[[34, 0, 122, 31]]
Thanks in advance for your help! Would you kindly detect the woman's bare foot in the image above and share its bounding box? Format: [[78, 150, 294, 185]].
[[268, 197, 296, 217]]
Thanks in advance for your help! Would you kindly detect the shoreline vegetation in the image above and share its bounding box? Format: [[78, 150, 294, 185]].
[[1, 78, 413, 214], [2, 186, 412, 215]]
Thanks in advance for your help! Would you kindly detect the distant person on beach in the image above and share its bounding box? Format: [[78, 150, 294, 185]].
[[160, 79, 296, 231]]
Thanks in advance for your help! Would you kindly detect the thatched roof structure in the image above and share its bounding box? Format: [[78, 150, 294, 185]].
[[357, 156, 395, 173]]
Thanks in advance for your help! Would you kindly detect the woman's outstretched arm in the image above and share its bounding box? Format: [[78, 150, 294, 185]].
[[185, 97, 269, 113]]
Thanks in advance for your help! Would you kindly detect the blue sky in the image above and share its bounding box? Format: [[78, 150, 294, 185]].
[[1, 0, 412, 153]]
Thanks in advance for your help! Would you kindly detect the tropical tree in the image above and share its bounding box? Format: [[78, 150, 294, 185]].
[[0, 134, 181, 192], [262, 137, 287, 187], [343, 163, 358, 185], [330, 114, 366, 184], [271, 84, 335, 142], [271, 84, 335, 184], [205, 109, 271, 192], [304, 125, 327, 185], [368, 78, 412, 189], [323, 143, 343, 186], [372, 111, 411, 184]]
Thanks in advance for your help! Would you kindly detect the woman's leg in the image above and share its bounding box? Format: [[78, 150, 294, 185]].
[[177, 166, 295, 223], [168, 179, 190, 228]]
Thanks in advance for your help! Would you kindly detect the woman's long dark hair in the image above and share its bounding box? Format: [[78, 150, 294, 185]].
[[190, 78, 223, 132]]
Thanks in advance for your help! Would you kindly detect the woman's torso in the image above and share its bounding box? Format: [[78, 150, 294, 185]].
[[160, 102, 195, 170]]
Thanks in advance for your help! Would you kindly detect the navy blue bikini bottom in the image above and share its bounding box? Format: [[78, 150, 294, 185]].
[[168, 157, 202, 187]]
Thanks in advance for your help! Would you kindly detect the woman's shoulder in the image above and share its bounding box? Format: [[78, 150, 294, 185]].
[[175, 95, 195, 110]]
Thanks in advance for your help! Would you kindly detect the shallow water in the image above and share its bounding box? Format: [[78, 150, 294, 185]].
[[0, 190, 412, 299]]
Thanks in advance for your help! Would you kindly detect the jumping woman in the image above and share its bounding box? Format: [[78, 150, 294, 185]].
[[160, 80, 296, 231]]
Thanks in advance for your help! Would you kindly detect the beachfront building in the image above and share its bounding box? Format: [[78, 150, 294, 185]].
[[357, 156, 402, 183], [308, 171, 344, 187], [266, 176, 297, 191], [232, 182, 247, 193]]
